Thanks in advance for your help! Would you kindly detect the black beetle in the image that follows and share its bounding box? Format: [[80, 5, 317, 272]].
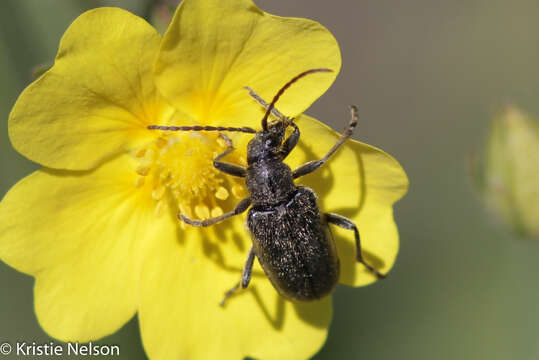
[[148, 68, 384, 305]]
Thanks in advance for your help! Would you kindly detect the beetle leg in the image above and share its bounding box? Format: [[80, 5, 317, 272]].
[[220, 247, 256, 307], [280, 121, 300, 159], [214, 133, 247, 177], [179, 198, 251, 227], [292, 105, 359, 179], [324, 212, 386, 279]]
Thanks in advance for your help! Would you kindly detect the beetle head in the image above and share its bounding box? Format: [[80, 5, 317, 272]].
[[247, 120, 287, 164]]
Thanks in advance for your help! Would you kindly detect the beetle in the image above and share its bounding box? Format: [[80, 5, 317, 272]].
[[148, 68, 385, 305]]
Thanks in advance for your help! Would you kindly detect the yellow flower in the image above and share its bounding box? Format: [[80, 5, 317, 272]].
[[0, 1, 408, 359]]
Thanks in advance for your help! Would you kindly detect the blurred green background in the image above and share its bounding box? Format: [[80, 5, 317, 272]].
[[1, 0, 539, 359]]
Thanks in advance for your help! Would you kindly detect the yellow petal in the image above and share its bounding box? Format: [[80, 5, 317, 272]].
[[292, 115, 409, 286], [0, 155, 176, 341], [155, 0, 340, 126], [139, 218, 331, 360], [9, 8, 166, 170]]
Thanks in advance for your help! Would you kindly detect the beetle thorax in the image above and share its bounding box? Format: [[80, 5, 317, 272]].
[[246, 159, 296, 207]]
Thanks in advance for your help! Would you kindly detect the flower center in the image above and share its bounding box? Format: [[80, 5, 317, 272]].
[[133, 133, 247, 225]]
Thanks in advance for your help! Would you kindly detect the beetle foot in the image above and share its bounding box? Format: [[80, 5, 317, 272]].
[[219, 283, 240, 307], [357, 257, 386, 279], [178, 214, 203, 227]]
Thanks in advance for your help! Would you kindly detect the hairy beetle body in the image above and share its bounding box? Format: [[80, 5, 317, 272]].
[[248, 186, 339, 301]]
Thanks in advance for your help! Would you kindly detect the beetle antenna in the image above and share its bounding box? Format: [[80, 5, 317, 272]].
[[147, 125, 257, 134], [261, 68, 333, 131]]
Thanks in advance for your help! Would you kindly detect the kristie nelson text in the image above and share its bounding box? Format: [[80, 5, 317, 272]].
[[16, 342, 120, 356]]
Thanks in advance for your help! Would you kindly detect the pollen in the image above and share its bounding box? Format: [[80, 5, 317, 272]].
[[231, 184, 247, 199], [195, 204, 210, 219], [152, 186, 166, 200], [136, 165, 151, 176], [134, 132, 247, 221], [135, 148, 147, 158], [211, 207, 224, 217], [215, 186, 229, 200]]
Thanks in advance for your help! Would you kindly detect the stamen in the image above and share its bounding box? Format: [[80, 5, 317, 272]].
[[179, 203, 190, 216], [215, 186, 229, 200], [159, 170, 172, 185], [136, 165, 151, 176], [155, 137, 168, 148], [133, 132, 248, 222], [152, 186, 166, 200], [135, 176, 145, 188], [144, 148, 156, 161], [211, 206, 224, 217], [231, 185, 246, 199], [135, 148, 147, 158], [195, 204, 210, 219], [154, 199, 166, 217]]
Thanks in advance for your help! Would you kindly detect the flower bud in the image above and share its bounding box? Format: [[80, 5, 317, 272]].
[[473, 106, 539, 238]]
